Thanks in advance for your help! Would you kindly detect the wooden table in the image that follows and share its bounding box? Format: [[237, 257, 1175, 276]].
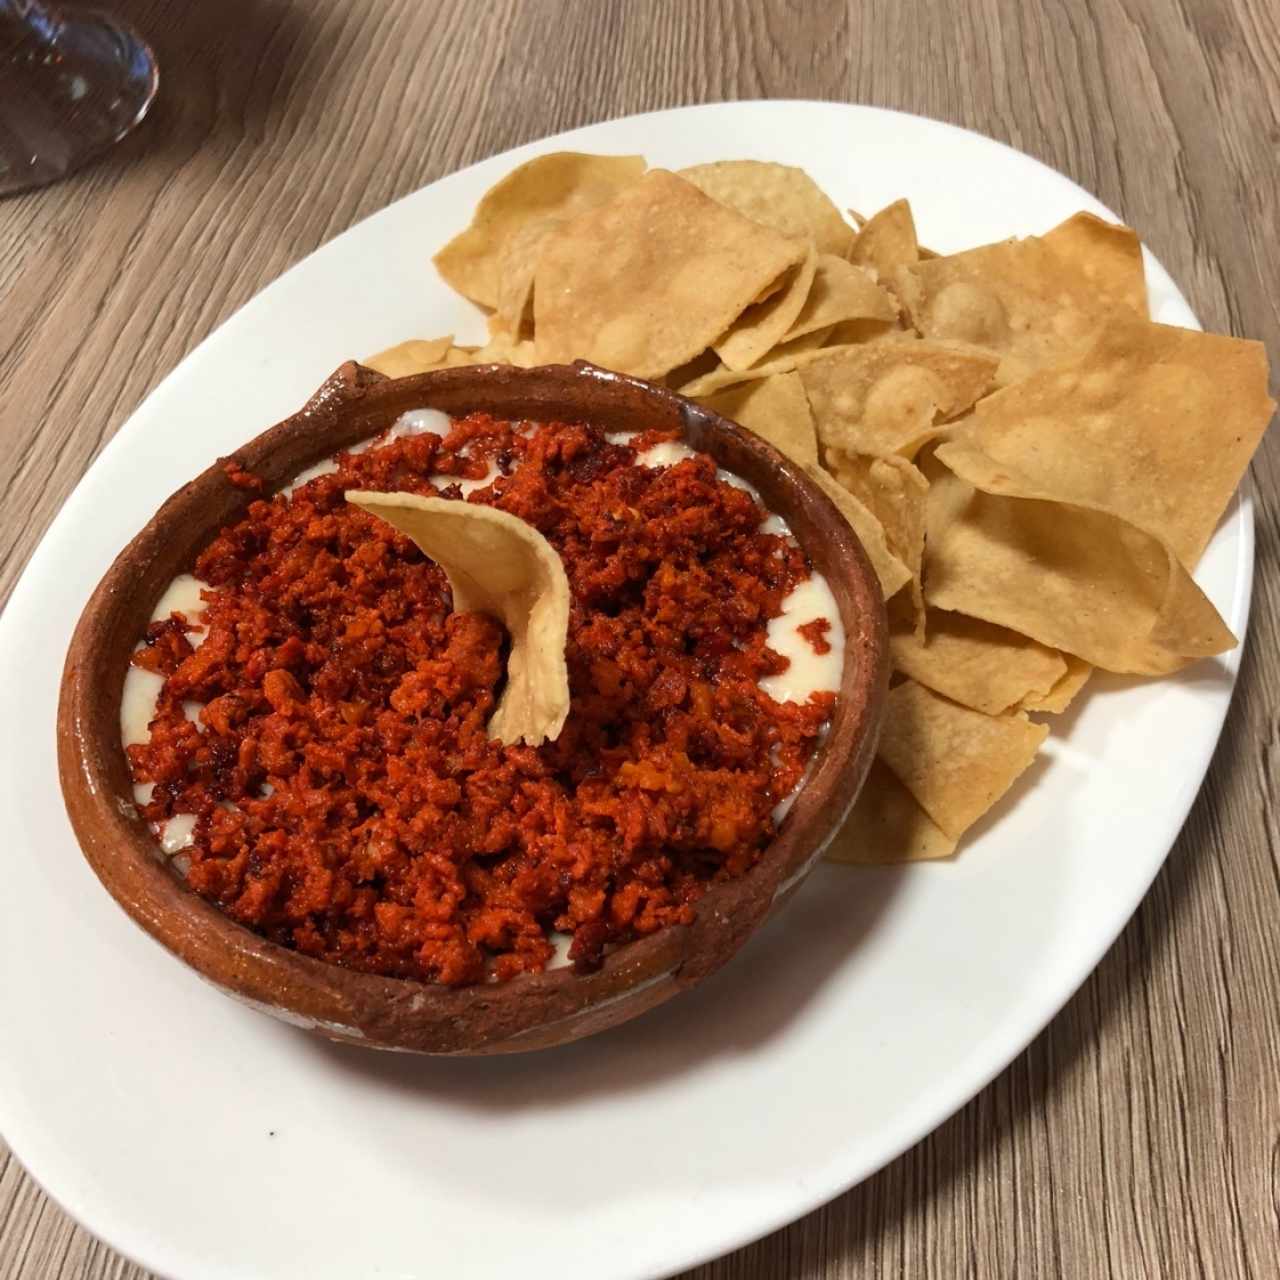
[[2, 2, 1276, 1276]]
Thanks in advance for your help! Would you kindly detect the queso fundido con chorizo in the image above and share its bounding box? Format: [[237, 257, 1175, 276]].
[[121, 410, 843, 985]]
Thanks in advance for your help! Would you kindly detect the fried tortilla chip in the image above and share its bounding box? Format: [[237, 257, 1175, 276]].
[[489, 221, 553, 340], [824, 759, 957, 863], [533, 170, 805, 378], [470, 330, 538, 367], [892, 234, 1119, 385], [877, 680, 1048, 840], [714, 245, 819, 371], [364, 337, 455, 378], [696, 374, 910, 598], [826, 453, 928, 574], [346, 491, 571, 746], [781, 254, 898, 343], [677, 341, 865, 397], [824, 318, 912, 347], [433, 152, 646, 309], [679, 160, 855, 256], [698, 372, 819, 465], [849, 199, 920, 278], [890, 609, 1068, 716], [968, 312, 1276, 566], [825, 453, 929, 625], [806, 464, 912, 601], [1018, 655, 1092, 714], [801, 339, 999, 459], [925, 443, 1237, 675], [1042, 212, 1147, 316]]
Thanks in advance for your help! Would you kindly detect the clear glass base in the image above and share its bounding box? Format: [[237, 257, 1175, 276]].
[[0, 4, 158, 196]]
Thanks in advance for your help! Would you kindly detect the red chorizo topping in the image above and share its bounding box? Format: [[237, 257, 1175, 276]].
[[127, 414, 835, 985], [221, 458, 264, 491], [798, 617, 833, 655]]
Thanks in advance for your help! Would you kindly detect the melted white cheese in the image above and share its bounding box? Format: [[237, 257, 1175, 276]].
[[279, 457, 340, 496], [120, 668, 165, 746], [387, 407, 451, 441], [120, 574, 213, 748], [757, 573, 845, 705], [719, 471, 762, 501], [547, 932, 575, 970], [161, 813, 197, 853], [152, 573, 208, 626], [635, 439, 697, 469]]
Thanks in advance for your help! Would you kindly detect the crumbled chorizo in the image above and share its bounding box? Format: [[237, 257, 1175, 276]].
[[126, 415, 834, 984]]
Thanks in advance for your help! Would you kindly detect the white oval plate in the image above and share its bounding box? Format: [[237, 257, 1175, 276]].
[[0, 102, 1249, 1280]]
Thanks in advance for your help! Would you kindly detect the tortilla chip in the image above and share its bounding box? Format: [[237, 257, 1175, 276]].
[[825, 453, 928, 626], [490, 220, 554, 340], [698, 372, 819, 466], [686, 378, 912, 603], [805, 463, 912, 601], [533, 170, 804, 379], [364, 337, 454, 378], [892, 234, 1119, 385], [824, 318, 913, 347], [714, 245, 819, 371], [1018, 655, 1092, 714], [890, 609, 1068, 716], [677, 341, 864, 397], [766, 327, 839, 357], [346, 491, 571, 746], [968, 312, 1275, 566], [801, 339, 999, 459], [878, 680, 1048, 840], [470, 331, 538, 367], [823, 759, 956, 863], [433, 152, 646, 308], [781, 254, 898, 343], [826, 453, 928, 573], [679, 160, 855, 256], [1042, 212, 1147, 316], [924, 442, 1237, 675], [849, 199, 920, 278]]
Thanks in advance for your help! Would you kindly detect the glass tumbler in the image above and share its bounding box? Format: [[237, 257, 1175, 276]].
[[0, 1, 158, 195]]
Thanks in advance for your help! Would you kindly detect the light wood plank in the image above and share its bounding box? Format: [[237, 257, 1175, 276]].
[[1, 1, 1276, 1277]]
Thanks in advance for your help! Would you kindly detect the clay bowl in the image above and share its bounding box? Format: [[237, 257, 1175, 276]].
[[58, 360, 888, 1055]]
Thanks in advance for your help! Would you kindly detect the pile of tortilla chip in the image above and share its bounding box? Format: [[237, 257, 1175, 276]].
[[368, 152, 1275, 863]]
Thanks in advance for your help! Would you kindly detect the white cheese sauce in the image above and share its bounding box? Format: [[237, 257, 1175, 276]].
[[635, 439, 697, 468], [278, 457, 339, 496], [120, 668, 165, 747], [757, 574, 845, 705], [387, 407, 450, 441], [547, 931, 575, 970], [120, 573, 214, 854], [120, 573, 212, 748]]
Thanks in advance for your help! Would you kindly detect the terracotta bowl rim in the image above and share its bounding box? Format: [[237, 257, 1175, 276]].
[[57, 360, 888, 1055]]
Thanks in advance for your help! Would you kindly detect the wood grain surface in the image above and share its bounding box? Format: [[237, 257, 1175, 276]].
[[1, 1, 1277, 1276]]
